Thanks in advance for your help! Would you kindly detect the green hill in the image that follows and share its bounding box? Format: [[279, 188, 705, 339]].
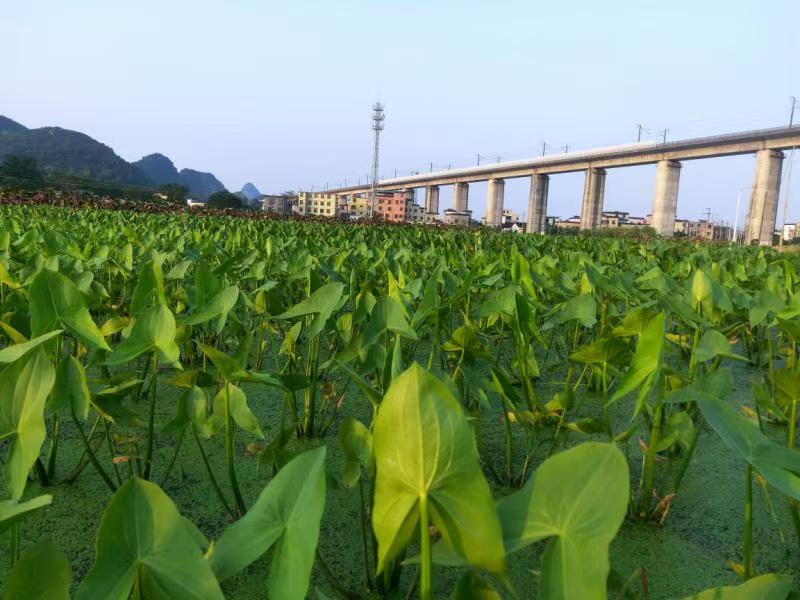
[[0, 116, 228, 198], [132, 153, 225, 199]]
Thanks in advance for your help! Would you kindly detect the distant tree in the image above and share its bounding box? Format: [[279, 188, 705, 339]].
[[282, 190, 297, 197], [158, 183, 189, 204], [206, 190, 247, 209], [0, 155, 42, 180]]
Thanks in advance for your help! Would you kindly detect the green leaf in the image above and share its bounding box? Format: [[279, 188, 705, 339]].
[[0, 330, 61, 364], [274, 282, 345, 337], [131, 255, 166, 315], [208, 447, 327, 600], [654, 411, 694, 453], [749, 289, 784, 328], [4, 539, 71, 600], [76, 478, 224, 600], [663, 368, 734, 406], [372, 364, 505, 574], [362, 295, 418, 347], [29, 268, 110, 350], [182, 285, 239, 333], [683, 573, 793, 600], [696, 392, 800, 501], [50, 355, 91, 421], [106, 303, 180, 366], [496, 443, 628, 599], [0, 495, 52, 535], [451, 571, 501, 600], [212, 383, 263, 438], [544, 294, 597, 329], [0, 348, 56, 499], [611, 312, 665, 405], [694, 330, 747, 363], [339, 416, 373, 487], [91, 381, 146, 428], [197, 342, 240, 381], [690, 269, 714, 317]]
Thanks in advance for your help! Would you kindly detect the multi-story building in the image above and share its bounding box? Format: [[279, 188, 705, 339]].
[[685, 220, 732, 240], [293, 192, 338, 217], [482, 209, 523, 230], [601, 211, 647, 228], [376, 191, 407, 222], [404, 196, 425, 223], [783, 223, 797, 242], [336, 195, 349, 218], [341, 194, 370, 219], [443, 208, 472, 226], [260, 194, 294, 215], [553, 215, 582, 229]]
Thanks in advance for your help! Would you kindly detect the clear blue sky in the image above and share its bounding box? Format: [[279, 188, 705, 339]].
[[3, 0, 800, 224]]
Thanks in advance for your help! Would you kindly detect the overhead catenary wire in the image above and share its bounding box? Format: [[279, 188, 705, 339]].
[[315, 103, 800, 191]]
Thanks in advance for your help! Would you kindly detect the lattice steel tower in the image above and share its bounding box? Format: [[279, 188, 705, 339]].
[[369, 102, 385, 217]]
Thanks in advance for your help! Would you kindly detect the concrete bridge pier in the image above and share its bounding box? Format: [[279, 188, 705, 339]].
[[580, 168, 606, 230], [745, 149, 784, 245], [485, 179, 505, 228], [527, 173, 549, 234], [453, 182, 469, 212], [651, 160, 682, 237], [424, 185, 440, 214]]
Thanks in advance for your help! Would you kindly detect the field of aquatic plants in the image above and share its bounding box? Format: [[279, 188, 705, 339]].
[[1, 205, 800, 599]]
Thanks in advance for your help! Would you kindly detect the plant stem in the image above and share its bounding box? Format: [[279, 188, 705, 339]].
[[142, 352, 159, 480], [72, 409, 117, 493], [358, 477, 373, 589], [159, 427, 186, 487], [224, 384, 247, 516], [192, 428, 234, 518], [419, 494, 432, 600], [640, 403, 662, 517], [786, 398, 800, 550], [9, 523, 19, 569], [670, 413, 704, 496], [501, 396, 515, 487], [46, 413, 60, 479], [303, 334, 320, 436], [315, 548, 360, 600], [743, 463, 753, 580], [34, 457, 50, 487], [104, 419, 123, 487]]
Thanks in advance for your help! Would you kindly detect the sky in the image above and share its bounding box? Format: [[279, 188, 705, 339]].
[[3, 0, 800, 224]]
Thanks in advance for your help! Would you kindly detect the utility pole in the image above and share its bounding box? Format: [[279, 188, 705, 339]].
[[542, 142, 547, 156], [791, 96, 798, 127], [636, 123, 650, 142], [430, 161, 433, 172], [561, 144, 570, 154], [660, 129, 669, 144], [476, 153, 481, 166], [369, 102, 385, 218]]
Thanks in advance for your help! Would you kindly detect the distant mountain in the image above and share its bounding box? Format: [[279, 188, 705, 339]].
[[240, 182, 261, 201], [177, 169, 225, 200], [0, 116, 27, 134], [0, 120, 150, 185], [130, 153, 225, 200], [131, 153, 179, 185], [0, 115, 229, 198]]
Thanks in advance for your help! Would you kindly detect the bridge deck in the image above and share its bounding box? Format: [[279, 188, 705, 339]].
[[328, 125, 800, 194]]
